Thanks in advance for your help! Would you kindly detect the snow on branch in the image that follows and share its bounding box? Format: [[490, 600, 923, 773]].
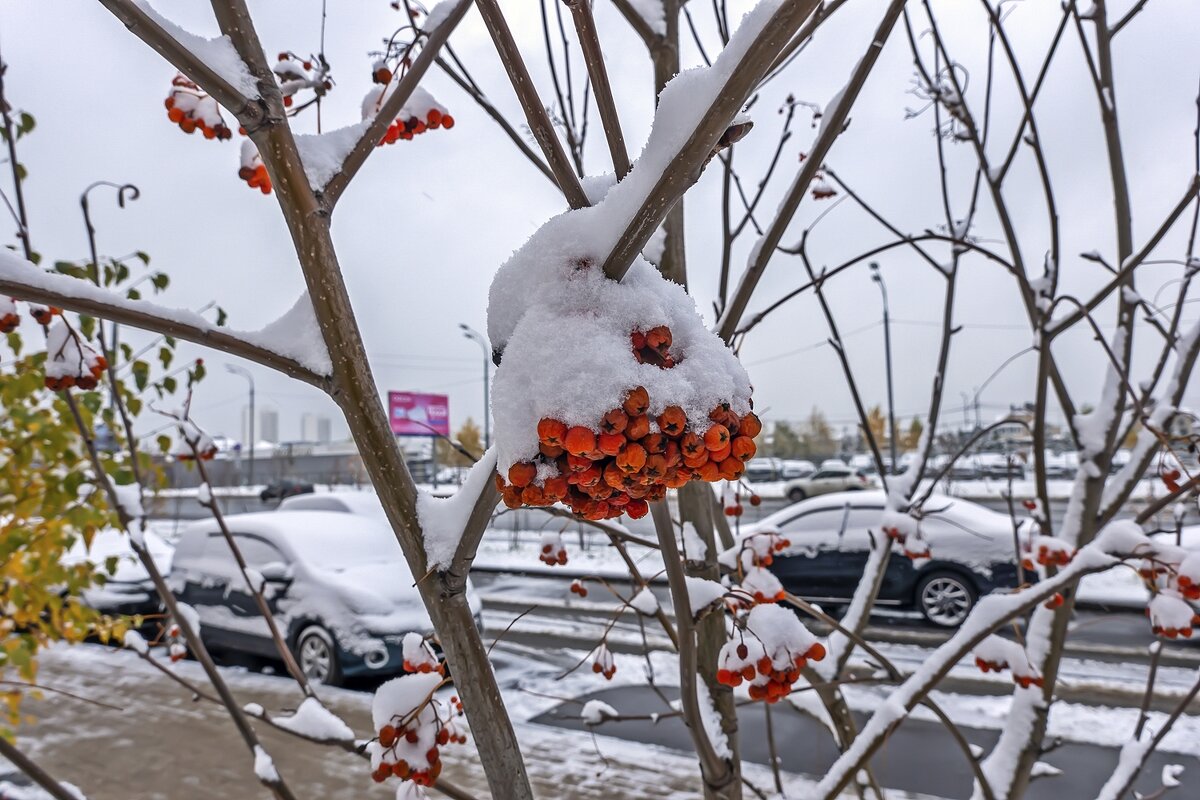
[[99, 0, 258, 117], [598, 0, 821, 280], [320, 0, 471, 205], [0, 249, 330, 386], [418, 448, 499, 570]]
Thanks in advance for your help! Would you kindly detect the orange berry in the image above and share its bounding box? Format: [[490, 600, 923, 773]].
[[731, 436, 756, 462], [626, 415, 650, 440], [538, 418, 567, 447], [704, 424, 730, 451], [657, 406, 687, 437], [598, 432, 625, 456], [600, 408, 629, 434], [623, 386, 650, 416], [616, 443, 647, 474], [441, 114, 455, 129], [508, 461, 537, 488], [564, 426, 597, 456]]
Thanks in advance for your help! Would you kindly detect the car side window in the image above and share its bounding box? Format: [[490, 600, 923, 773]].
[[232, 535, 287, 567], [780, 510, 845, 536], [810, 470, 830, 480]]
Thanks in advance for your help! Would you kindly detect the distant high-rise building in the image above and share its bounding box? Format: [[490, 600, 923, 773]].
[[245, 407, 280, 446], [301, 413, 331, 443]]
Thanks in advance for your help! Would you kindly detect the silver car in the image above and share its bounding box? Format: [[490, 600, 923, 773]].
[[783, 465, 875, 503]]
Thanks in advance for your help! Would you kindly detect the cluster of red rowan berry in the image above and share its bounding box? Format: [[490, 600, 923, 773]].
[[0, 297, 18, 333], [730, 531, 789, 604], [43, 318, 109, 391], [631, 325, 679, 369], [538, 532, 568, 566], [591, 642, 616, 680], [1020, 535, 1074, 572], [401, 633, 443, 674], [274, 52, 333, 110], [237, 141, 272, 195], [378, 106, 455, 146], [716, 634, 826, 702], [972, 636, 1044, 688], [569, 579, 589, 598], [1147, 591, 1200, 639], [370, 695, 466, 787], [882, 524, 930, 561], [164, 74, 232, 140], [496, 386, 759, 521]]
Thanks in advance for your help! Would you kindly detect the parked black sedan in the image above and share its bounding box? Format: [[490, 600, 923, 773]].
[[733, 491, 1025, 627]]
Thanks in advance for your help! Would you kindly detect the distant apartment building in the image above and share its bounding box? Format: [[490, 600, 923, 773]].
[[243, 406, 280, 446], [301, 413, 332, 444]]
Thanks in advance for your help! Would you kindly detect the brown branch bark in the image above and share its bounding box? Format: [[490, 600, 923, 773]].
[[322, 0, 472, 206], [715, 0, 905, 341], [472, 0, 590, 209]]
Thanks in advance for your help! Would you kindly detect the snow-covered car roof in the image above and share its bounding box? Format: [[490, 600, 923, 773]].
[[278, 490, 386, 519], [60, 527, 174, 584]]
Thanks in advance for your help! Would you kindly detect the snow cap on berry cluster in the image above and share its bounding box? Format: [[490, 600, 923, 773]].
[[1176, 551, 1200, 599], [745, 604, 819, 668], [483, 1, 783, 474], [44, 320, 104, 382], [401, 632, 440, 673], [370, 672, 444, 774], [1148, 591, 1198, 638], [972, 634, 1043, 687], [489, 253, 752, 472], [362, 84, 447, 125]]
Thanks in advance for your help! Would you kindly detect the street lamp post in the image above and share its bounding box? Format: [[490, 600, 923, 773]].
[[226, 364, 255, 487], [459, 323, 491, 451], [870, 262, 898, 474]]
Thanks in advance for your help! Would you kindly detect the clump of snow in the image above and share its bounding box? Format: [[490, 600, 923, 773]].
[[625, 0, 667, 35], [270, 697, 355, 742], [123, 629, 149, 655], [113, 482, 145, 522], [423, 0, 462, 33], [747, 603, 818, 660], [132, 1, 258, 96], [241, 292, 332, 377], [696, 680, 731, 759], [197, 483, 213, 506], [1148, 591, 1197, 638], [684, 576, 726, 616], [252, 745, 279, 783], [372, 671, 443, 732], [580, 698, 618, 725], [629, 587, 660, 615], [173, 602, 202, 637], [681, 522, 707, 561], [417, 449, 498, 570], [294, 121, 371, 190]]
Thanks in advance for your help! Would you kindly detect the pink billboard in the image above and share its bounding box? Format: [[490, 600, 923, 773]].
[[388, 391, 451, 437]]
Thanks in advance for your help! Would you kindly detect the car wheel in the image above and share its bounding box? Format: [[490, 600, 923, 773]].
[[917, 572, 976, 628], [296, 625, 344, 686], [787, 487, 807, 503]]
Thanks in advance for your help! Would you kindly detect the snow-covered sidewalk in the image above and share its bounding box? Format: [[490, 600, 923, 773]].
[[9, 643, 929, 800]]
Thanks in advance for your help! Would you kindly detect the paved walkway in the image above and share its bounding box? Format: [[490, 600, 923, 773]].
[[7, 644, 882, 800]]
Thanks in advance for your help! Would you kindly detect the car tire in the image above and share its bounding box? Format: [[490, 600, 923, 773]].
[[787, 487, 807, 503], [916, 571, 976, 628], [295, 625, 344, 686]]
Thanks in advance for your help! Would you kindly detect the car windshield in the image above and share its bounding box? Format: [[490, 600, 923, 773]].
[[285, 521, 401, 570]]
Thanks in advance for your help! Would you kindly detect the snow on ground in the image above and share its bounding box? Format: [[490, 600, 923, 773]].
[[15, 642, 933, 799]]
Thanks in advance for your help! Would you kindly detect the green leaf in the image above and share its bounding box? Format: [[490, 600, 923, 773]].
[[158, 346, 173, 370], [18, 112, 35, 136], [126, 288, 140, 301], [162, 375, 177, 394], [151, 273, 169, 291], [216, 307, 228, 327], [79, 316, 96, 339], [156, 435, 171, 453], [14, 163, 26, 182], [135, 251, 151, 265], [131, 360, 150, 391]]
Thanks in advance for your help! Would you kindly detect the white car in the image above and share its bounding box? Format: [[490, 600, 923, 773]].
[[783, 464, 876, 503], [169, 509, 481, 685], [61, 528, 174, 616]]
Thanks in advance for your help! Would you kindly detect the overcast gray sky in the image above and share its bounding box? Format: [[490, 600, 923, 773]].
[[3, 0, 1199, 446]]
